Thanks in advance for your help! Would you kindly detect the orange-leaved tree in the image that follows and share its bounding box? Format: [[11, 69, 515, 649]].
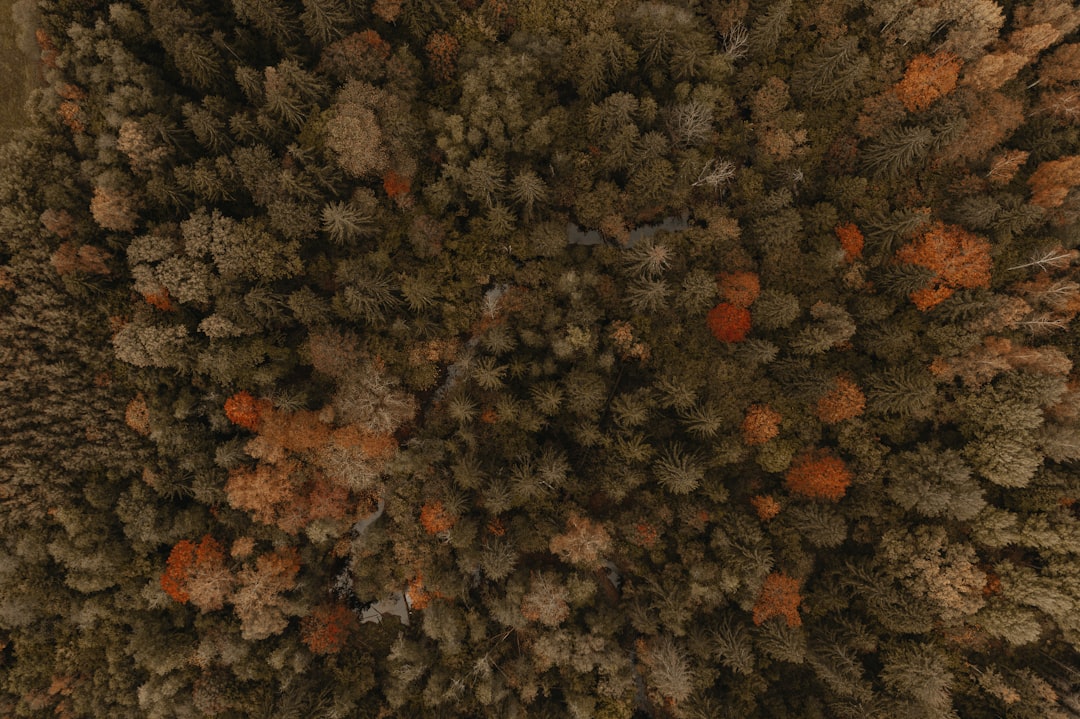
[[319, 31, 391, 79], [221, 386, 399, 534], [124, 393, 150, 436], [406, 569, 449, 610], [752, 571, 803, 626], [893, 222, 992, 311], [383, 170, 411, 199], [225, 461, 358, 535], [224, 391, 270, 431], [741, 404, 782, 445], [425, 31, 460, 82], [420, 500, 456, 535], [161, 536, 234, 612], [785, 449, 853, 501], [815, 376, 866, 424], [50, 242, 112, 276], [90, 185, 139, 232], [707, 302, 752, 342], [834, 223, 864, 263], [372, 0, 402, 22], [893, 52, 962, 112], [225, 460, 301, 528], [751, 494, 781, 521], [718, 271, 761, 308], [1028, 155, 1080, 209]]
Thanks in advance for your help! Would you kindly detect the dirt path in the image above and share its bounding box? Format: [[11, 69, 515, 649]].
[[0, 0, 42, 139]]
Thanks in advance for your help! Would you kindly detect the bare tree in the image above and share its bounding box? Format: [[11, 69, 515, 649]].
[[722, 22, 749, 59], [667, 100, 714, 148], [692, 158, 736, 188], [1007, 247, 1079, 271]]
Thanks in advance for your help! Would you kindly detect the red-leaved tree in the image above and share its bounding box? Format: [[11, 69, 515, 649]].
[[707, 302, 752, 342], [426, 31, 461, 82], [301, 603, 357, 654], [224, 391, 269, 431]]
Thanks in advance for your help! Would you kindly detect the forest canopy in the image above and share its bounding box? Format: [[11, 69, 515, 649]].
[[2, 0, 1080, 717]]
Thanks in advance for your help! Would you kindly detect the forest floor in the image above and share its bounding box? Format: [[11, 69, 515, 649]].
[[0, 0, 40, 140]]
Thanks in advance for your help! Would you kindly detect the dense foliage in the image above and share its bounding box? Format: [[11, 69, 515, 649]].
[[2, 0, 1080, 717]]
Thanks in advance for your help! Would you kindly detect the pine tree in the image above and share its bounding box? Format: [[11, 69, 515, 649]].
[[712, 615, 756, 674], [886, 444, 986, 521], [653, 443, 705, 495], [861, 126, 934, 180], [880, 642, 954, 713], [171, 33, 224, 90], [464, 155, 507, 209], [790, 301, 855, 354], [300, 0, 352, 46], [322, 194, 377, 247], [508, 169, 546, 218], [752, 289, 800, 330], [866, 365, 937, 419], [792, 36, 869, 103], [747, 0, 792, 57], [232, 0, 299, 48], [629, 2, 695, 68], [642, 635, 696, 704]]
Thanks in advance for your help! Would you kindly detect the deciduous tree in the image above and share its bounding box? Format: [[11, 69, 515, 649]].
[[893, 52, 962, 112], [752, 571, 802, 627], [301, 603, 356, 654], [1028, 155, 1080, 208], [718, 271, 760, 308], [521, 572, 570, 626], [549, 514, 612, 568], [893, 222, 992, 310], [161, 536, 234, 612], [707, 302, 752, 342], [785, 449, 852, 501], [741, 404, 781, 445], [815, 376, 866, 424]]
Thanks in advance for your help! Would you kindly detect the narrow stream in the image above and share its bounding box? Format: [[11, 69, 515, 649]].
[[565, 215, 689, 246]]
